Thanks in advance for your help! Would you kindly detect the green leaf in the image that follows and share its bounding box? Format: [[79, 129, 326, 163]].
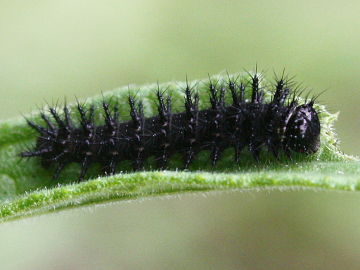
[[0, 72, 357, 222]]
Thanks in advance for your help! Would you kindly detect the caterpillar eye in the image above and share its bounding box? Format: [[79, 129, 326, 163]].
[[286, 104, 321, 154]]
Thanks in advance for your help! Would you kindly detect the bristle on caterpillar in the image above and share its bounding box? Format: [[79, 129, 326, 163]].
[[21, 71, 321, 181]]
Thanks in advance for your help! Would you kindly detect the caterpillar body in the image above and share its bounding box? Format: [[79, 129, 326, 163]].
[[21, 72, 321, 181]]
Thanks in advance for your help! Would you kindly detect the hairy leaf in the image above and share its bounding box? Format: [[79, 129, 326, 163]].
[[0, 73, 356, 222]]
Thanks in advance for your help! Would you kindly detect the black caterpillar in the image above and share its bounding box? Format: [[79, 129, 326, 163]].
[[21, 72, 321, 181]]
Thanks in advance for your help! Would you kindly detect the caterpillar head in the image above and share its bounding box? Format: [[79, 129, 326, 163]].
[[284, 102, 321, 154]]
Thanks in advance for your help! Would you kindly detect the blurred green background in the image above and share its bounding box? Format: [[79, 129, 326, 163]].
[[1, 0, 360, 269]]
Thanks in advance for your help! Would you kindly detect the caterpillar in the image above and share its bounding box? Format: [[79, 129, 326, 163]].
[[21, 72, 321, 181]]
